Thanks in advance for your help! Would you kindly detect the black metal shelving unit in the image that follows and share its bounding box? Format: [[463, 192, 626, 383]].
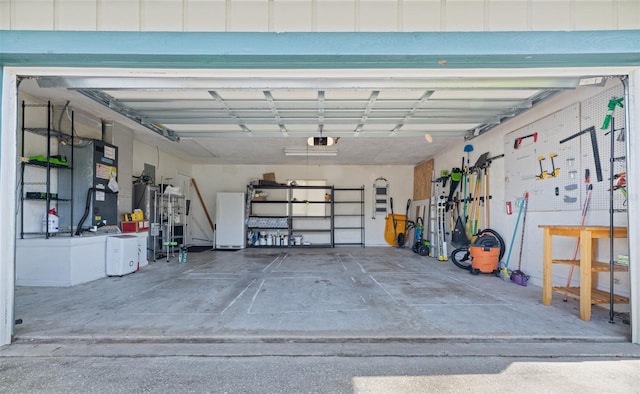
[[19, 101, 74, 239], [332, 186, 365, 247], [246, 184, 334, 248], [245, 185, 290, 247]]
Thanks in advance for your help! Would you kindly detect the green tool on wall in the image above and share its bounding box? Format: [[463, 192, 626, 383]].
[[601, 97, 623, 130]]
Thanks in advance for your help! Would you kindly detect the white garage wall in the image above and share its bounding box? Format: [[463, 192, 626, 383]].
[[190, 163, 414, 246], [129, 140, 414, 246], [1, 0, 638, 31], [432, 79, 631, 300], [132, 139, 192, 184]]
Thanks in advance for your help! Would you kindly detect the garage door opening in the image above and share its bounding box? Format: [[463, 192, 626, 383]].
[[2, 66, 638, 345]]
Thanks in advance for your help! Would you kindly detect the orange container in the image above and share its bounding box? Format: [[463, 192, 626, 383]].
[[469, 245, 500, 273]]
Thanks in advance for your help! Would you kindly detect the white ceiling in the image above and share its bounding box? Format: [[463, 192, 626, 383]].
[[18, 69, 601, 165]]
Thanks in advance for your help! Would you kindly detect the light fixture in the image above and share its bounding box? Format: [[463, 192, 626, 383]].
[[284, 148, 338, 157], [579, 76, 606, 86], [307, 136, 335, 146]]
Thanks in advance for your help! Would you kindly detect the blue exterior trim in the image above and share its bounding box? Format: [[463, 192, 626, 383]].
[[1, 30, 640, 69]]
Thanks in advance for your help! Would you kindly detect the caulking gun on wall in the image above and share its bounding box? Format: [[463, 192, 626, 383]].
[[601, 97, 624, 130]]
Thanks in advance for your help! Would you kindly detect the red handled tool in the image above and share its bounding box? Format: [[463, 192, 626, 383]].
[[513, 132, 538, 149]]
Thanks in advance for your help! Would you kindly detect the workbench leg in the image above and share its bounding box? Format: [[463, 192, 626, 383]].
[[591, 239, 599, 293], [542, 228, 552, 305], [579, 230, 592, 321]]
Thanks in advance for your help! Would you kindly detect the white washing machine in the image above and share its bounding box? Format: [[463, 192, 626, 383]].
[[106, 235, 138, 276]]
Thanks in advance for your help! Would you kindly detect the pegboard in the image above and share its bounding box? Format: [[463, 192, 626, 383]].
[[505, 104, 581, 211], [579, 84, 626, 211], [505, 82, 627, 212]]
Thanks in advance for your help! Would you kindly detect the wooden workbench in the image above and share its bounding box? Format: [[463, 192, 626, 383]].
[[538, 225, 629, 321]]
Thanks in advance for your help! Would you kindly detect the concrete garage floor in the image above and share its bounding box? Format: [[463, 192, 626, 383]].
[[13, 247, 630, 343]]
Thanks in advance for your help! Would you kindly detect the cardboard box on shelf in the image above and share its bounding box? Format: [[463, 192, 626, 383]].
[[121, 220, 150, 233], [263, 172, 276, 182]]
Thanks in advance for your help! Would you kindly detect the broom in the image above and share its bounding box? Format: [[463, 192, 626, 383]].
[[511, 192, 530, 285], [500, 192, 527, 280]]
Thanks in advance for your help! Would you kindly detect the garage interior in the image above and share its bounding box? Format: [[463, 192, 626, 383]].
[[8, 64, 634, 344]]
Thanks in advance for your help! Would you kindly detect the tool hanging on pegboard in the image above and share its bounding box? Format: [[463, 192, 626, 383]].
[[513, 132, 538, 149], [372, 177, 389, 219], [535, 153, 560, 181], [560, 126, 602, 182]]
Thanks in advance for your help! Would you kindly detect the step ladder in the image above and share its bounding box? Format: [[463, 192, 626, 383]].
[[428, 197, 437, 257], [429, 176, 449, 261], [372, 177, 389, 219], [437, 193, 449, 261]]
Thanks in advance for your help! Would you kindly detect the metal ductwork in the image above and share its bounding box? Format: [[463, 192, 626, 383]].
[[101, 119, 114, 142]]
